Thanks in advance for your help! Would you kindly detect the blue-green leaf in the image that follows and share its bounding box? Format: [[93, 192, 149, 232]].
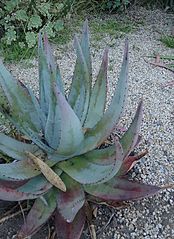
[[0, 179, 51, 201], [58, 138, 123, 184], [0, 133, 39, 160], [120, 100, 143, 158], [81, 39, 129, 154], [0, 62, 42, 132], [84, 48, 108, 128], [17, 174, 52, 194], [68, 36, 91, 124], [54, 85, 84, 156]]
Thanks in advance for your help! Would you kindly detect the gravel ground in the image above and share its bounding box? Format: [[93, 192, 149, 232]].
[[0, 6, 174, 239]]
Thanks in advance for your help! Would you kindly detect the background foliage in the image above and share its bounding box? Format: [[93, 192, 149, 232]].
[[0, 0, 173, 61]]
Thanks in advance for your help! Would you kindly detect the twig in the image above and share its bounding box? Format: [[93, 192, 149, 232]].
[[0, 207, 30, 224], [144, 59, 174, 73], [96, 212, 115, 236], [18, 201, 26, 224], [1, 203, 19, 218], [161, 184, 174, 190]]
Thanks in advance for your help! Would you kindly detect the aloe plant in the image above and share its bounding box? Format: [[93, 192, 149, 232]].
[[0, 20, 170, 239]]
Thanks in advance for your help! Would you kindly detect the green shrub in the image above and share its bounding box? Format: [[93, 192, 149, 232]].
[[0, 1, 70, 50], [101, 0, 130, 11], [160, 35, 174, 48]]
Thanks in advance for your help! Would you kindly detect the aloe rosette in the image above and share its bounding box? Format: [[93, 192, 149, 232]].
[[0, 21, 168, 238]]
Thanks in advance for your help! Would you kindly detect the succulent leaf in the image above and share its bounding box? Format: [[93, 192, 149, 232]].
[[81, 39, 129, 153], [121, 100, 143, 158], [68, 36, 91, 124], [55, 207, 86, 239], [0, 133, 39, 160], [58, 138, 123, 184], [17, 189, 57, 238], [84, 48, 108, 128], [54, 85, 84, 156], [57, 173, 85, 222], [117, 149, 148, 176], [0, 159, 42, 181], [43, 33, 64, 94], [0, 181, 50, 201], [17, 174, 52, 194], [80, 19, 92, 79], [84, 176, 161, 201], [38, 33, 63, 149], [44, 84, 61, 150], [0, 62, 42, 132]]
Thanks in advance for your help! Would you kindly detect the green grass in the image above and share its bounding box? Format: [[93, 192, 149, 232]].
[[0, 41, 37, 62], [89, 18, 136, 42], [160, 35, 174, 48]]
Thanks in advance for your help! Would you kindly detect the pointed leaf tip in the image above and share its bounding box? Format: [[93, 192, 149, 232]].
[[124, 38, 129, 60]]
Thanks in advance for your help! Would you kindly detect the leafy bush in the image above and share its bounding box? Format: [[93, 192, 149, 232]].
[[0, 0, 69, 49], [100, 0, 130, 11]]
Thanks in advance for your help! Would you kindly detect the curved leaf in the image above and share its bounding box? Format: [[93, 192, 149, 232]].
[[81, 39, 129, 153], [0, 181, 50, 201], [0, 61, 42, 132], [0, 133, 39, 160], [121, 100, 143, 158], [57, 173, 85, 222], [68, 36, 91, 124], [84, 48, 108, 128], [17, 189, 57, 238], [54, 85, 84, 156], [117, 149, 148, 176], [17, 174, 52, 194], [0, 179, 27, 189], [0, 159, 41, 181], [59, 138, 123, 185], [43, 33, 64, 94], [55, 207, 85, 239], [84, 176, 161, 201]]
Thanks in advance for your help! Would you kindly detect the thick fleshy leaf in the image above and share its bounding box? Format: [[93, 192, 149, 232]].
[[0, 159, 41, 181], [84, 177, 161, 201], [38, 34, 62, 149], [58, 138, 123, 184], [55, 207, 85, 239], [54, 85, 84, 156], [80, 19, 92, 79], [44, 89, 61, 150], [120, 100, 143, 158], [38, 32, 52, 116], [57, 173, 85, 222], [68, 36, 91, 124], [44, 34, 64, 94], [117, 149, 148, 176], [17, 189, 57, 238], [0, 133, 39, 160], [0, 61, 42, 132], [21, 127, 54, 153], [26, 152, 66, 191], [17, 175, 52, 194], [84, 48, 108, 128], [81, 39, 129, 153], [0, 181, 50, 201], [0, 179, 27, 189]]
